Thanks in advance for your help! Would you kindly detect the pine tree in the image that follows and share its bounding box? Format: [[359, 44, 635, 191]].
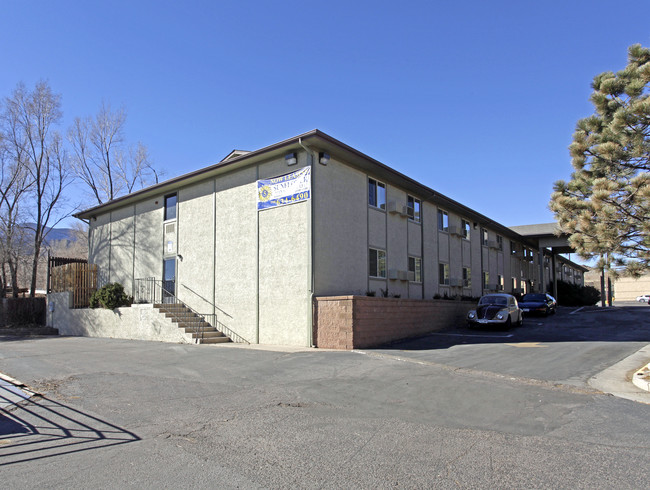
[[550, 44, 650, 276]]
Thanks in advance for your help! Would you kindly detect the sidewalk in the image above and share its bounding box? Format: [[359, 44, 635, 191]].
[[0, 373, 35, 411]]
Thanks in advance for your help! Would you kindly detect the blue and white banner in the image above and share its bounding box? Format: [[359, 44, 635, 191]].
[[257, 167, 311, 211]]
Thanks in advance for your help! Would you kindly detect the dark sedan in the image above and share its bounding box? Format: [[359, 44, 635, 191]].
[[519, 293, 556, 316]]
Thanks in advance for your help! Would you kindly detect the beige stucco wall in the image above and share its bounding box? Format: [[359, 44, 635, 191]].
[[134, 198, 163, 286], [177, 180, 215, 315], [313, 158, 368, 296], [48, 292, 193, 343], [109, 205, 135, 294]]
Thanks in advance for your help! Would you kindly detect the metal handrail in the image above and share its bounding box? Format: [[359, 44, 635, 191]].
[[134, 277, 206, 343], [134, 277, 251, 344]]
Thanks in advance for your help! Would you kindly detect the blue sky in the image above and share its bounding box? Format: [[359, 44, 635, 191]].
[[2, 0, 650, 228]]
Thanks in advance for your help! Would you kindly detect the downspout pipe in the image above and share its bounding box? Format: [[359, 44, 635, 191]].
[[298, 138, 316, 347]]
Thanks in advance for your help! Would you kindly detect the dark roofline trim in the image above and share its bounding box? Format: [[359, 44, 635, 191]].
[[73, 129, 541, 248]]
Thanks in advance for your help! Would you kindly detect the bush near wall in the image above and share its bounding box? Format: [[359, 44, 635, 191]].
[[0, 298, 46, 326], [89, 283, 132, 310], [555, 280, 600, 306]]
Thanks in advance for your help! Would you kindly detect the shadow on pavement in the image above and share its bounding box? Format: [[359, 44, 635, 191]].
[[0, 391, 140, 466]]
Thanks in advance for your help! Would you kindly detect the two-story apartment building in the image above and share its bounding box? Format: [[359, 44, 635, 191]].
[[75, 130, 586, 346]]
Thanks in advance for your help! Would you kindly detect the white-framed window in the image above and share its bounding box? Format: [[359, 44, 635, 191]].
[[408, 256, 422, 282], [439, 263, 449, 285], [407, 195, 421, 223], [496, 235, 503, 251], [437, 210, 449, 232], [462, 219, 471, 240], [164, 193, 177, 221], [368, 178, 386, 210], [482, 271, 489, 289], [462, 267, 471, 288], [369, 248, 387, 278], [481, 228, 488, 246]]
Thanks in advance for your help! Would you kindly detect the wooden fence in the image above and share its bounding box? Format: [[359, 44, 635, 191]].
[[50, 263, 98, 308]]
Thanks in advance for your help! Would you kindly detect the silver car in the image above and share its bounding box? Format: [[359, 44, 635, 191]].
[[467, 293, 524, 329]]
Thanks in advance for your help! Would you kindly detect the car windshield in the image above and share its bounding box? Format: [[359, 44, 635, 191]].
[[479, 295, 507, 306], [522, 294, 545, 301]]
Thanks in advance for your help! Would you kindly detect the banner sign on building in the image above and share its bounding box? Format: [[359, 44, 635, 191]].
[[257, 166, 311, 211]]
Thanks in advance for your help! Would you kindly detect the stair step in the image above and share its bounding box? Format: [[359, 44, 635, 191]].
[[153, 302, 231, 344], [191, 330, 225, 338], [199, 336, 232, 344], [184, 325, 217, 333]]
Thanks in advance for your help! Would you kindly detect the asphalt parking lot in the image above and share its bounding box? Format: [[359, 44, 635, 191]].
[[0, 304, 649, 488], [371, 303, 650, 389]]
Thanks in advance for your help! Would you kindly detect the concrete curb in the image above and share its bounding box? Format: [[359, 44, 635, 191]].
[[632, 362, 650, 392], [588, 343, 650, 404]]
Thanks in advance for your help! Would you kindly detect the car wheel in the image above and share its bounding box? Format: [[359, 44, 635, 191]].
[[517, 313, 524, 327], [504, 317, 512, 330], [544, 307, 550, 316]]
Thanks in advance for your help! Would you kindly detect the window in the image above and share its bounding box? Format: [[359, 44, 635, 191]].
[[510, 241, 517, 255], [438, 263, 449, 285], [482, 271, 489, 289], [511, 277, 517, 292], [408, 256, 422, 282], [368, 178, 386, 209], [461, 219, 471, 240], [481, 228, 488, 246], [496, 235, 503, 251], [407, 195, 421, 223], [437, 210, 449, 232], [462, 267, 471, 288], [164, 193, 177, 221], [497, 274, 504, 291], [369, 248, 387, 278]]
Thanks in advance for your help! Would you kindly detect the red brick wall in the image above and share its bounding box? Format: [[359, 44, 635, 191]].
[[313, 296, 475, 349]]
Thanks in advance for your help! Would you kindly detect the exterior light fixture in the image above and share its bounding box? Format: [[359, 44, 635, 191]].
[[285, 152, 297, 166], [319, 152, 330, 165]]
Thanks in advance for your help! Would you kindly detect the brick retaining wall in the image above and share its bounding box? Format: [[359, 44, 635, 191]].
[[313, 296, 474, 349]]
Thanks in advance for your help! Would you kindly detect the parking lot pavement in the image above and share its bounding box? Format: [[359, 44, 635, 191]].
[[1, 334, 649, 488], [366, 305, 650, 397]]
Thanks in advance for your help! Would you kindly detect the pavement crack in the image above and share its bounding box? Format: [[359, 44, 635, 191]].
[[354, 350, 601, 396]]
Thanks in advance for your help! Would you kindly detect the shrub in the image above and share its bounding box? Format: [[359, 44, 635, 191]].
[[555, 280, 600, 306], [89, 283, 131, 310]]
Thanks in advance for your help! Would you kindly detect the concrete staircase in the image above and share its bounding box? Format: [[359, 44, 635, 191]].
[[153, 303, 231, 344]]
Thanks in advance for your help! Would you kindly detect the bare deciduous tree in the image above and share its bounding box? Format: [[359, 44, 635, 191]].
[[1, 81, 72, 297], [69, 102, 160, 205]]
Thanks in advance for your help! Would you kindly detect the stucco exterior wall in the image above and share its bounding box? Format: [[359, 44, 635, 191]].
[[213, 166, 258, 344], [89, 212, 111, 287], [177, 180, 215, 315], [48, 292, 193, 343], [110, 206, 135, 294], [134, 198, 163, 288], [313, 158, 368, 296]]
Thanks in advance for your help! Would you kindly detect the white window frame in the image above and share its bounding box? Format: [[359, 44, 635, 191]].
[[368, 178, 386, 210], [439, 263, 449, 285], [369, 248, 387, 278], [462, 267, 471, 288], [408, 256, 422, 283], [438, 210, 449, 232], [407, 195, 421, 223], [461, 219, 471, 240]]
